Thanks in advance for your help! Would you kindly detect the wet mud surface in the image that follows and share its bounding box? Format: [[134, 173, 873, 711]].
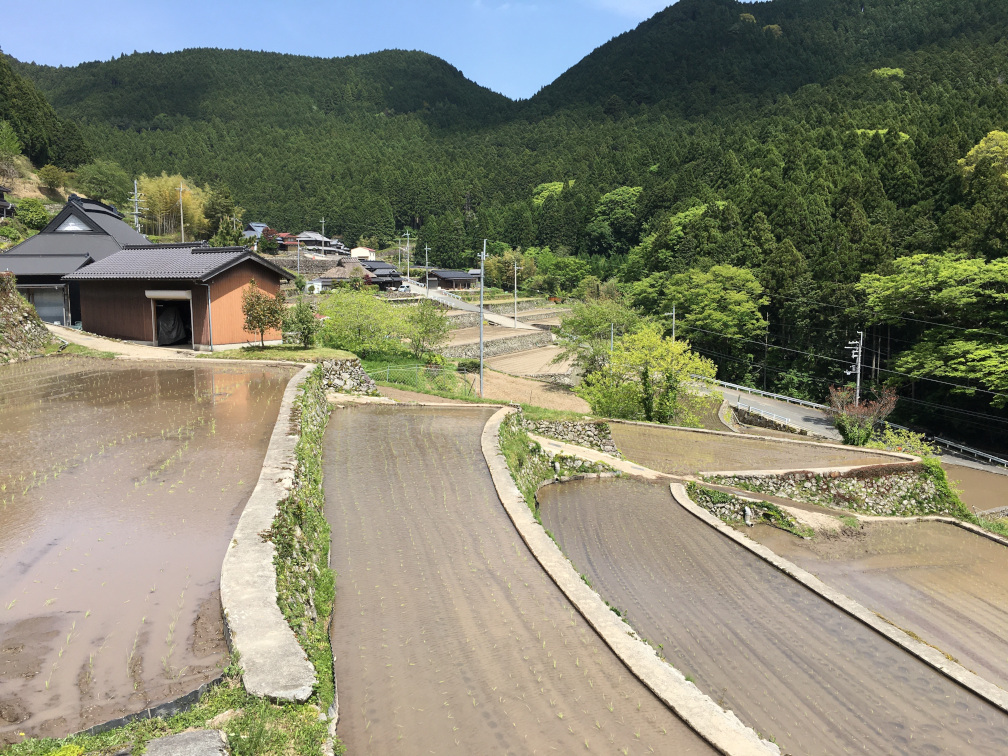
[[0, 357, 293, 743], [751, 520, 1008, 691], [943, 463, 1008, 513], [324, 405, 712, 755], [539, 477, 1008, 755], [610, 423, 897, 475]]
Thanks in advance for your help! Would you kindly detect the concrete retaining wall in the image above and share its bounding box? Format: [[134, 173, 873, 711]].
[[482, 408, 779, 755], [220, 364, 317, 702]]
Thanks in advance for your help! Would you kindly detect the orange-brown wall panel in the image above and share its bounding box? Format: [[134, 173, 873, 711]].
[[209, 261, 284, 346], [79, 282, 154, 342]]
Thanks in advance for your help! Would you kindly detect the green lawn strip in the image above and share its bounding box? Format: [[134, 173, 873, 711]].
[[3, 668, 331, 756], [198, 345, 356, 362], [42, 342, 117, 360]]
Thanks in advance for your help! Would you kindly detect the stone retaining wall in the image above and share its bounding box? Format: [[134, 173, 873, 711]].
[[524, 418, 621, 457], [485, 299, 548, 315], [0, 272, 50, 363], [320, 358, 379, 395], [522, 371, 575, 386], [440, 330, 552, 359], [734, 407, 808, 436], [447, 312, 480, 329], [707, 462, 964, 518]]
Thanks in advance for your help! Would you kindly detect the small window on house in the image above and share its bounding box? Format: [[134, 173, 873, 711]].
[[55, 216, 91, 232]]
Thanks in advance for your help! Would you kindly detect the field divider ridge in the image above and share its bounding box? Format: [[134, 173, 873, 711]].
[[481, 407, 780, 756], [220, 363, 317, 701]]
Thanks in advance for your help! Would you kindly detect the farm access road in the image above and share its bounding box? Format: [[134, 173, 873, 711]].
[[323, 405, 713, 754]]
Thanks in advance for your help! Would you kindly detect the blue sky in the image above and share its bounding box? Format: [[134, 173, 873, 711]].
[[3, 0, 750, 100]]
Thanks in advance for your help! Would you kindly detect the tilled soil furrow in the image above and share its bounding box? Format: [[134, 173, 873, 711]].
[[539, 477, 1008, 756], [324, 406, 712, 755]]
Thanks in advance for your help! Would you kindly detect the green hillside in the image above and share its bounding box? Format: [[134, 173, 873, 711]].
[[10, 0, 1008, 446], [0, 53, 90, 168]]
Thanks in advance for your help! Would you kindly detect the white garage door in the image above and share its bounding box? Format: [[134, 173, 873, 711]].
[[30, 289, 66, 325]]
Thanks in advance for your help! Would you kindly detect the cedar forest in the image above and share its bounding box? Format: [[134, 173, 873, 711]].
[[3, 0, 1008, 447]]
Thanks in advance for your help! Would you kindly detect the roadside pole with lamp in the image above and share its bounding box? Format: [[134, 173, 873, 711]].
[[479, 239, 486, 398]]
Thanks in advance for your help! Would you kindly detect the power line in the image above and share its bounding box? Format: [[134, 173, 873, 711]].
[[678, 321, 1008, 401]]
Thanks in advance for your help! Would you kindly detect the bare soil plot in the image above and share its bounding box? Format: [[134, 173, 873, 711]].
[[539, 477, 1008, 755], [610, 423, 897, 475], [0, 356, 293, 743], [486, 346, 572, 376], [465, 370, 590, 413], [751, 520, 1008, 691], [324, 406, 712, 755]]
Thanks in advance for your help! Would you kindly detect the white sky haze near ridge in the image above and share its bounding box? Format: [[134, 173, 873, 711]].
[[2, 0, 754, 99]]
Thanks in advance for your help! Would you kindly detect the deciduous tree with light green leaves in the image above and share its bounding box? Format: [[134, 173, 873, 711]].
[[859, 253, 1008, 408], [556, 296, 642, 375], [318, 288, 406, 357], [241, 278, 285, 347], [575, 322, 716, 424], [406, 299, 450, 358]]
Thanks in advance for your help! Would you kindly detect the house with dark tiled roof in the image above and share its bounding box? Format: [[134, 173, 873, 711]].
[[63, 244, 290, 350], [430, 269, 478, 290], [0, 195, 149, 324]]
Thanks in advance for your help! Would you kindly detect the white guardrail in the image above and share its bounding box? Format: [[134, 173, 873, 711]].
[[696, 375, 1008, 468]]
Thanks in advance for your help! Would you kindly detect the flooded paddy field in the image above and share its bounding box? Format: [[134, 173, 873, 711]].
[[538, 477, 1008, 755], [324, 406, 713, 755], [609, 422, 897, 475], [0, 356, 293, 743], [751, 520, 1008, 691], [944, 463, 1008, 513]]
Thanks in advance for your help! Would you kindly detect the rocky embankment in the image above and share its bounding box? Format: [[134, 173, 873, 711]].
[[707, 462, 965, 517], [320, 358, 379, 395], [524, 418, 621, 457], [0, 272, 50, 363]]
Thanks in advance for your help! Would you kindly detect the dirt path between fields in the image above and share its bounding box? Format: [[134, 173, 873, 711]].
[[538, 477, 1008, 755], [465, 370, 590, 413], [323, 406, 712, 755]]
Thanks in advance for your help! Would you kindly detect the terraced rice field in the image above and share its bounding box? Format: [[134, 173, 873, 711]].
[[609, 423, 897, 475], [324, 405, 712, 755], [752, 520, 1008, 691], [538, 477, 1008, 755], [0, 357, 292, 743]]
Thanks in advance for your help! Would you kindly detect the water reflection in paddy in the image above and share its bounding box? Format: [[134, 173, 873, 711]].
[[0, 357, 293, 743]]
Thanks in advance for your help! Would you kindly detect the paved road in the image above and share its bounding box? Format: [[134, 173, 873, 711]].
[[323, 405, 711, 755]]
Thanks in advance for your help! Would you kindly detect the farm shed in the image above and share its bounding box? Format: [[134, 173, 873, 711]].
[[0, 195, 149, 325], [430, 269, 478, 290], [63, 243, 290, 350]]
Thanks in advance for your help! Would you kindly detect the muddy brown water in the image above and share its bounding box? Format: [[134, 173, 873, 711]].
[[538, 477, 1008, 755], [610, 423, 898, 475], [0, 356, 293, 743], [324, 405, 713, 755], [751, 520, 1008, 692], [944, 463, 1008, 513]]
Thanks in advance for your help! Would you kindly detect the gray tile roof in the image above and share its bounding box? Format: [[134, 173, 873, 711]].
[[0, 253, 92, 277], [63, 244, 291, 283]]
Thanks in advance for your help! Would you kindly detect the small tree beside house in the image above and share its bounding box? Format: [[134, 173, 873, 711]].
[[242, 278, 284, 346]]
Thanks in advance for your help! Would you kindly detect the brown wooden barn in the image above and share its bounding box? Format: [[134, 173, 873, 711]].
[[63, 243, 290, 350]]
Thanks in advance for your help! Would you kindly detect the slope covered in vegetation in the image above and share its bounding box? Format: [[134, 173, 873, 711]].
[[11, 0, 1008, 447]]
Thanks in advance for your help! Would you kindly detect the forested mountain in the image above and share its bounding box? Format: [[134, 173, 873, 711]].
[[10, 0, 1008, 447], [0, 52, 90, 168]]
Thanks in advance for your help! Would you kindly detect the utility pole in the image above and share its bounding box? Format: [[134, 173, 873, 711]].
[[479, 239, 486, 398], [178, 180, 186, 243], [397, 236, 402, 268], [320, 217, 326, 254], [671, 303, 676, 342], [129, 179, 144, 232], [845, 330, 864, 406], [297, 239, 301, 278], [405, 229, 411, 280], [425, 244, 430, 290], [610, 323, 614, 358], [513, 259, 522, 328]]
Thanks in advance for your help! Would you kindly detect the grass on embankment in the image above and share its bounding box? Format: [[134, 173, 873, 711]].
[[42, 341, 117, 360], [199, 345, 356, 362]]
